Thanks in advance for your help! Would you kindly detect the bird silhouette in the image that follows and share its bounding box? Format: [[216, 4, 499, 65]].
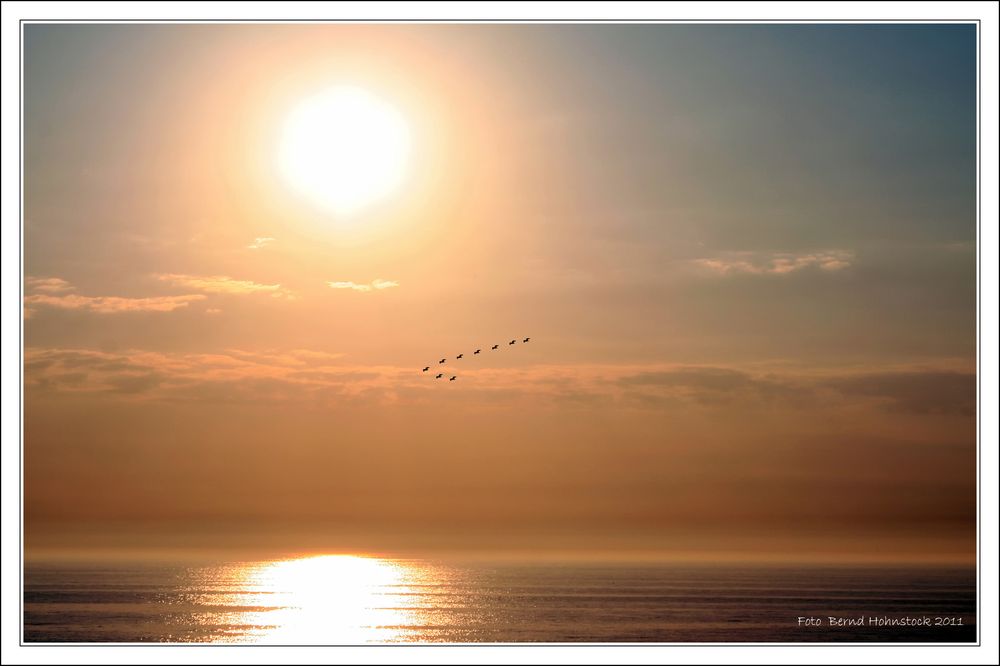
[[449, 376, 456, 381], [474, 349, 481, 354], [422, 366, 430, 372], [439, 358, 446, 364], [457, 353, 464, 359], [435, 373, 443, 379], [523, 337, 530, 343], [491, 344, 499, 350], [509, 339, 516, 345]]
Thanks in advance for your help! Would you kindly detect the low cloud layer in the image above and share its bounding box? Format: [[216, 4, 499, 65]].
[[826, 371, 975, 416], [25, 347, 364, 402], [327, 279, 399, 292], [693, 250, 853, 276], [24, 347, 973, 418], [617, 365, 973, 415]]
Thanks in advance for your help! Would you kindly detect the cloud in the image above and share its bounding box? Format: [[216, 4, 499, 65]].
[[23, 348, 371, 403], [618, 365, 974, 415], [23, 348, 974, 420], [618, 366, 803, 406], [24, 293, 205, 315], [327, 279, 399, 292], [693, 250, 853, 276], [25, 277, 74, 294], [24, 276, 210, 317], [247, 237, 276, 250], [106, 372, 164, 394], [622, 367, 754, 390], [825, 371, 974, 416], [157, 273, 294, 299]]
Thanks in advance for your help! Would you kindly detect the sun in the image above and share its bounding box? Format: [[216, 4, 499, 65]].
[[278, 86, 411, 215]]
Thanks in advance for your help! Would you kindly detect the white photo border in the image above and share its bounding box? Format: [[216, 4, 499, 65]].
[[2, 2, 996, 665]]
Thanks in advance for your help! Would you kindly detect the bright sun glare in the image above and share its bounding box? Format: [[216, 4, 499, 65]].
[[235, 555, 419, 643], [279, 86, 411, 215]]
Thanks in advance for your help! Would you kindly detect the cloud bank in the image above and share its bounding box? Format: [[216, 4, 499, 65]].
[[24, 347, 973, 417]]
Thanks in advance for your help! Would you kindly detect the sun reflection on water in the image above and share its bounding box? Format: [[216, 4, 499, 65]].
[[209, 555, 426, 643]]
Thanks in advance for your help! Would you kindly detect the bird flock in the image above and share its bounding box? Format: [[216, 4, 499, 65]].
[[422, 337, 531, 382]]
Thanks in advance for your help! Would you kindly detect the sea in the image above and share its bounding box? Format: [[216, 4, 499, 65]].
[[23, 556, 976, 643]]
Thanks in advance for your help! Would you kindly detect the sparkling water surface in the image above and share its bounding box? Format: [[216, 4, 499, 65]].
[[24, 556, 976, 643]]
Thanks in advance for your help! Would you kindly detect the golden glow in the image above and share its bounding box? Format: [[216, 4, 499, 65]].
[[278, 86, 411, 215], [219, 555, 423, 643]]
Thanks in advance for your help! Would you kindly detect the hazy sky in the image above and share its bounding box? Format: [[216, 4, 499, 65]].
[[23, 24, 976, 562]]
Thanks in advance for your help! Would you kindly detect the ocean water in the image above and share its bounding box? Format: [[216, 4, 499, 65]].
[[23, 556, 976, 643]]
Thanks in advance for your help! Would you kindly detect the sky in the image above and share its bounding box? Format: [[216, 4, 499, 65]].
[[22, 24, 977, 562]]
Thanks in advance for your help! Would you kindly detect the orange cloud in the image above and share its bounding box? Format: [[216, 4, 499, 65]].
[[247, 237, 276, 249], [693, 250, 853, 276], [24, 293, 205, 315], [24, 276, 206, 317], [157, 273, 294, 298], [327, 279, 399, 292], [25, 276, 74, 293]]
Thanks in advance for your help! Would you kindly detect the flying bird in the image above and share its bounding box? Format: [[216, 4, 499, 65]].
[[491, 344, 499, 350], [435, 373, 443, 379], [474, 349, 481, 354], [449, 376, 456, 381], [457, 353, 464, 359], [422, 366, 430, 372], [509, 339, 516, 345], [523, 337, 530, 343], [439, 358, 446, 364]]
